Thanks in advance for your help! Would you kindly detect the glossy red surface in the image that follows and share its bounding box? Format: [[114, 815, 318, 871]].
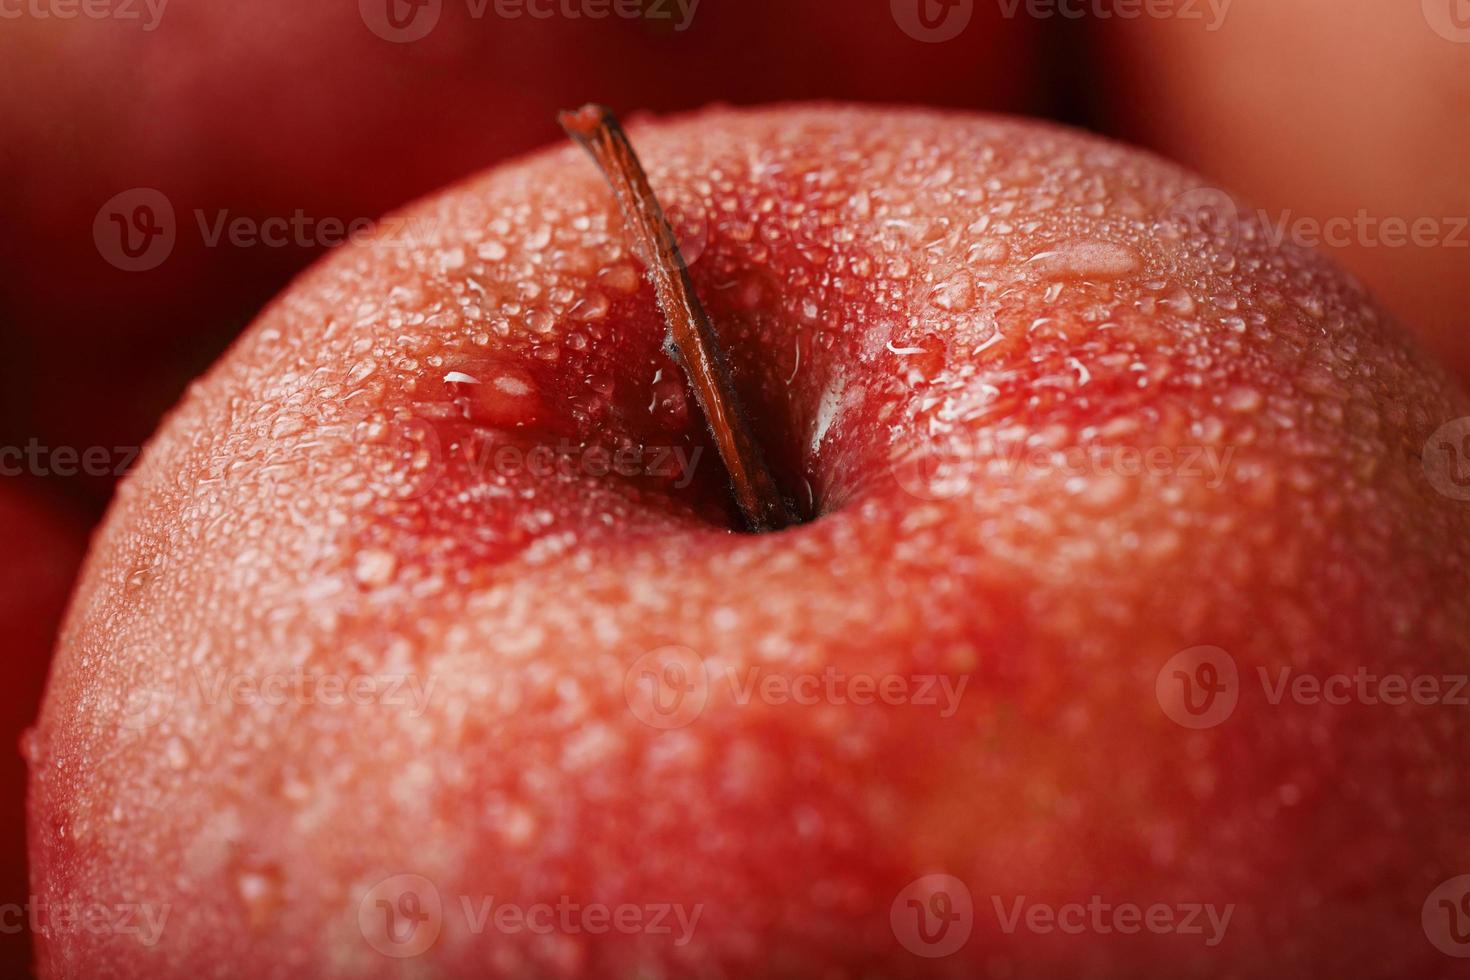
[[29, 105, 1470, 977]]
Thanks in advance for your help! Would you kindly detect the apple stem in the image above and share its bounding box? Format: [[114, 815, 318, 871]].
[[560, 104, 797, 533]]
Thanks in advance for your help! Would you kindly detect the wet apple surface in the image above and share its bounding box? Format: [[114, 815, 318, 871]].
[[29, 105, 1470, 977]]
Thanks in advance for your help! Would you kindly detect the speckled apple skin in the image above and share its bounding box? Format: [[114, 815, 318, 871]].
[[29, 105, 1470, 978]]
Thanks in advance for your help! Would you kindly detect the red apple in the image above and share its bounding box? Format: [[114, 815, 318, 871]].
[[29, 105, 1470, 977], [0, 0, 1039, 503], [0, 487, 83, 974], [1093, 0, 1470, 382]]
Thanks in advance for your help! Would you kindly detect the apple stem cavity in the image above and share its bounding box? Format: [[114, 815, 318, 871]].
[[559, 104, 798, 534]]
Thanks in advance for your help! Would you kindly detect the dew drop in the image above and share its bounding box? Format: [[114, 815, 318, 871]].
[[235, 866, 283, 932], [573, 292, 610, 321], [966, 239, 1010, 266], [1027, 240, 1143, 281], [456, 361, 542, 428], [1161, 286, 1197, 316], [346, 358, 378, 386], [649, 372, 690, 430], [354, 549, 399, 588], [599, 264, 641, 295], [165, 737, 191, 771], [270, 414, 308, 439], [1224, 386, 1263, 413], [930, 273, 975, 312]]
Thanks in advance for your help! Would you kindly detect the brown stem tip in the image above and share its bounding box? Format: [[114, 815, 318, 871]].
[[559, 104, 796, 533]]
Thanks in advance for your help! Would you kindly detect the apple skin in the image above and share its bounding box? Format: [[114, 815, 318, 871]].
[[1093, 0, 1470, 383], [28, 104, 1470, 977], [0, 488, 83, 974], [0, 0, 1038, 504]]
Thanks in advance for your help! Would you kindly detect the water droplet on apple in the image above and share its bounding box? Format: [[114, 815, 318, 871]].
[[165, 736, 191, 770], [649, 372, 690, 430], [1224, 386, 1264, 414], [930, 272, 975, 312], [270, 414, 308, 439], [1161, 286, 1197, 316], [234, 865, 283, 932], [1027, 240, 1143, 281], [573, 291, 609, 322], [354, 549, 399, 588], [450, 361, 542, 428], [966, 239, 1009, 266]]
